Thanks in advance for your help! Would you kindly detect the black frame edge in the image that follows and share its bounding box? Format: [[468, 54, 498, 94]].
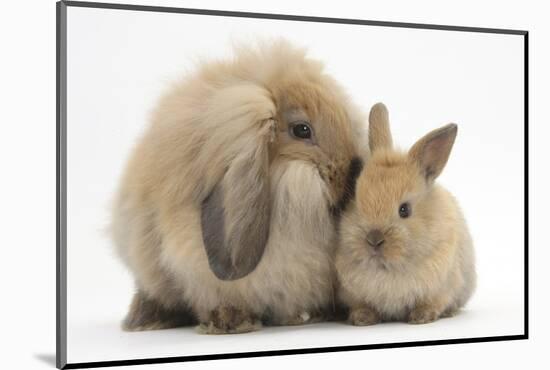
[[523, 31, 529, 339], [62, 0, 527, 35], [56, 1, 68, 369], [63, 335, 527, 369]]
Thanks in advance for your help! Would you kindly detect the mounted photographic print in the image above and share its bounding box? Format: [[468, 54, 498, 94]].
[[56, 1, 528, 368]]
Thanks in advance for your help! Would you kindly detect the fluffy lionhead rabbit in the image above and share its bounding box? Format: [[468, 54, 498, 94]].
[[335, 103, 476, 325], [111, 41, 366, 334]]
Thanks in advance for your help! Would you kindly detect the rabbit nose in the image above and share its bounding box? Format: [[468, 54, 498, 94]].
[[366, 229, 385, 250]]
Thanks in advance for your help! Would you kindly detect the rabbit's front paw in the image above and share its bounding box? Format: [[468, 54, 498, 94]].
[[348, 306, 380, 326], [198, 306, 261, 334], [408, 304, 443, 324]]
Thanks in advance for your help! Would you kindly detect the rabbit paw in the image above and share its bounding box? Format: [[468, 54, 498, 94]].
[[408, 305, 442, 324], [348, 307, 380, 326], [122, 292, 196, 332], [197, 306, 261, 334]]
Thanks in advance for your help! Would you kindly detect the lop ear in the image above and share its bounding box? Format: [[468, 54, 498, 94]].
[[199, 85, 275, 281], [368, 102, 393, 153], [408, 123, 458, 183]]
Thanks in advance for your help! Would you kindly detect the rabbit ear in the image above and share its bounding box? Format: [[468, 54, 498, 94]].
[[368, 102, 393, 152], [409, 123, 458, 182], [200, 119, 273, 281]]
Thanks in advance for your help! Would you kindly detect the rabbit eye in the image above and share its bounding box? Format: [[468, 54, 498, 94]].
[[290, 121, 312, 140], [398, 202, 411, 218]]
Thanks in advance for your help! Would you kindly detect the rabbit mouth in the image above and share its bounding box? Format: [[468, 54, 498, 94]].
[[367, 254, 390, 270]]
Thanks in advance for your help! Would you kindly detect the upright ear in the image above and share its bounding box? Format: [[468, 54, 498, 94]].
[[408, 123, 458, 183], [199, 86, 275, 281], [368, 102, 393, 153]]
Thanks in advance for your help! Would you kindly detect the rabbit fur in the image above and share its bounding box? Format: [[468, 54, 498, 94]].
[[335, 103, 476, 325], [111, 41, 367, 333]]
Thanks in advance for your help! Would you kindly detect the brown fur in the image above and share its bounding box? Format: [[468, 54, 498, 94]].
[[197, 306, 261, 335], [347, 305, 381, 326], [335, 103, 476, 325], [123, 291, 196, 331], [111, 41, 367, 333]]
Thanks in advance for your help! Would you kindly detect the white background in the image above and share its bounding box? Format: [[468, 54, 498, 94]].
[[63, 2, 525, 365], [0, 0, 547, 369]]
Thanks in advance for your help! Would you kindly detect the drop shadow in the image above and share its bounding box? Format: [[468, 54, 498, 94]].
[[34, 353, 56, 367]]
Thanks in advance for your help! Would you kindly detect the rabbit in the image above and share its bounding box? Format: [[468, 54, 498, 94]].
[[110, 40, 367, 334], [335, 103, 476, 326]]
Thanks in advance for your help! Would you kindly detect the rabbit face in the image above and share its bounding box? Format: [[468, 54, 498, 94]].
[[190, 42, 367, 280], [338, 103, 458, 272], [340, 151, 433, 270], [269, 82, 362, 214]]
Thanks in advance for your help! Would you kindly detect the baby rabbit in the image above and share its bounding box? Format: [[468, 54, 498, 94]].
[[111, 41, 366, 334], [335, 103, 476, 325]]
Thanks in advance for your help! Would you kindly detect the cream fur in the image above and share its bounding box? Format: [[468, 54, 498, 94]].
[[335, 104, 476, 324], [111, 40, 366, 331], [158, 161, 334, 323]]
